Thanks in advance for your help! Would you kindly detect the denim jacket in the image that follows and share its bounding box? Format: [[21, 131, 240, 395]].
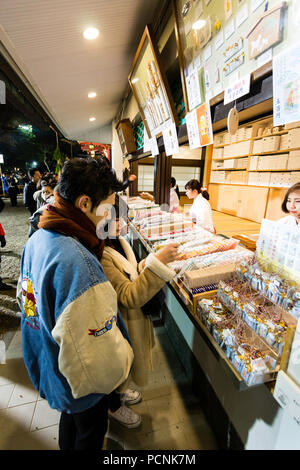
[[20, 228, 133, 414]]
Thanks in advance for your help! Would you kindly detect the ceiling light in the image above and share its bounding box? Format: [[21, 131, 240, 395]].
[[132, 78, 139, 84], [88, 92, 97, 98], [192, 19, 206, 30], [83, 28, 99, 40], [89, 117, 96, 122]]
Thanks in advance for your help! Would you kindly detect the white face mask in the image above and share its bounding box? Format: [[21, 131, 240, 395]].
[[42, 192, 54, 202]]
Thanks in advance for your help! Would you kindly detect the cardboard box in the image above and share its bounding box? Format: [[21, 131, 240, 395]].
[[223, 159, 236, 169], [249, 156, 258, 171], [290, 172, 300, 185], [184, 263, 237, 289], [289, 129, 300, 149], [253, 139, 263, 154], [229, 170, 247, 184], [262, 136, 281, 152], [248, 172, 270, 186], [224, 141, 250, 158], [236, 158, 248, 169], [273, 371, 300, 427], [280, 134, 291, 150], [212, 161, 224, 169], [272, 154, 289, 170], [270, 172, 291, 188], [287, 153, 300, 170], [257, 156, 271, 170]]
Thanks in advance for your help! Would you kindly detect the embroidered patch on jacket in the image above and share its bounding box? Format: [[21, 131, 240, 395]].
[[22, 277, 40, 330], [88, 315, 117, 337]]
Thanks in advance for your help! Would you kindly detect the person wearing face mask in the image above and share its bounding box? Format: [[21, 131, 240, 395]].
[[28, 179, 57, 238], [100, 195, 179, 428], [18, 157, 133, 450], [278, 182, 300, 227], [33, 176, 56, 209]]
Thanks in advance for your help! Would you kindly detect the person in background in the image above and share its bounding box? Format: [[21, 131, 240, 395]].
[[33, 175, 57, 210], [7, 178, 18, 207], [18, 157, 133, 450], [23, 168, 42, 215], [170, 177, 180, 213], [185, 179, 214, 233], [279, 182, 300, 227], [122, 174, 137, 193], [98, 155, 137, 193], [28, 180, 57, 238], [0, 221, 13, 291], [101, 195, 178, 428]]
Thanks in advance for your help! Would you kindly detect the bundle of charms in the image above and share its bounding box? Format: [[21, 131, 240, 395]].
[[216, 279, 295, 355], [236, 259, 300, 319], [197, 297, 279, 386]]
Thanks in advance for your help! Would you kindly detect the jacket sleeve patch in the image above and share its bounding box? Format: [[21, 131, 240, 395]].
[[21, 277, 40, 330]]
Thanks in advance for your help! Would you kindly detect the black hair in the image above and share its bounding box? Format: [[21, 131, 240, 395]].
[[185, 179, 201, 193], [41, 178, 57, 190], [282, 182, 300, 213], [58, 157, 123, 210], [201, 190, 209, 201], [171, 177, 180, 200], [185, 179, 209, 200], [28, 168, 40, 178], [113, 194, 128, 219]]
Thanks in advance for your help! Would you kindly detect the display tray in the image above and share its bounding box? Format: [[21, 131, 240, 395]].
[[167, 281, 248, 390], [171, 278, 217, 315]]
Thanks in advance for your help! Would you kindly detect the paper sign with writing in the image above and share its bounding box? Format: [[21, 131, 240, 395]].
[[196, 102, 214, 147], [143, 127, 151, 153], [186, 109, 201, 150], [163, 122, 179, 156], [186, 68, 202, 111], [149, 136, 159, 156], [236, 4, 248, 28], [273, 42, 300, 126], [224, 74, 250, 105]]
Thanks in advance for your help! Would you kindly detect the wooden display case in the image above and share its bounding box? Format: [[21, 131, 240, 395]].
[[115, 119, 136, 155], [207, 114, 300, 222], [128, 25, 178, 139]]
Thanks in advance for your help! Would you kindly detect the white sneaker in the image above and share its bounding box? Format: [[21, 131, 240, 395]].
[[108, 405, 142, 428], [120, 389, 142, 405]]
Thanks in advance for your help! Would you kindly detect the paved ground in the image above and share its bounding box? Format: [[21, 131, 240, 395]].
[[0, 195, 29, 283]]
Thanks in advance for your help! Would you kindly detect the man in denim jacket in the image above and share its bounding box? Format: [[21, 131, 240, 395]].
[[19, 157, 133, 450]]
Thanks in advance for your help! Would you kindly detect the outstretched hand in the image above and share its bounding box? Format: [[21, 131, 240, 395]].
[[154, 243, 179, 265]]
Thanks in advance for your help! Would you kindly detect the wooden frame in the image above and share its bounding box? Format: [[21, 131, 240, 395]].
[[246, 2, 287, 61], [128, 25, 178, 139], [172, 0, 189, 114]]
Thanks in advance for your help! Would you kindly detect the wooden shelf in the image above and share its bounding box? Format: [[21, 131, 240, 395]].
[[209, 182, 248, 186], [212, 168, 247, 171], [210, 182, 291, 189], [208, 116, 300, 222], [251, 147, 300, 156], [213, 155, 249, 161], [249, 169, 300, 172], [252, 130, 288, 140], [214, 138, 251, 148]]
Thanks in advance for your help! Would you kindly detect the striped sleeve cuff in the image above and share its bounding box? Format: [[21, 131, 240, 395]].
[[145, 253, 176, 282]]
